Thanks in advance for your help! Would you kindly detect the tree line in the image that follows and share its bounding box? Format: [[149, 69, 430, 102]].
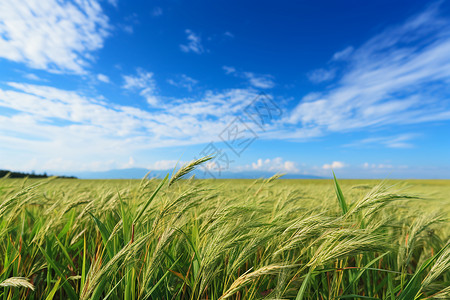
[[0, 170, 77, 179]]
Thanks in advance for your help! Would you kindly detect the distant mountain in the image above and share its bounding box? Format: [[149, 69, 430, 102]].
[[70, 168, 324, 180]]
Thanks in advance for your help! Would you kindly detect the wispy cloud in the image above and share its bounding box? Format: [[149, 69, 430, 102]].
[[223, 66, 275, 89], [332, 46, 354, 61], [345, 134, 417, 148], [0, 82, 266, 171], [243, 72, 275, 89], [236, 157, 299, 173], [97, 74, 110, 83], [362, 162, 399, 169], [0, 76, 443, 177], [322, 161, 345, 170], [23, 73, 41, 81], [122, 69, 158, 105], [307, 68, 336, 83], [0, 0, 110, 74], [107, 0, 118, 7], [223, 66, 236, 74], [167, 74, 198, 91], [288, 3, 450, 137], [180, 29, 204, 54], [150, 160, 182, 170]]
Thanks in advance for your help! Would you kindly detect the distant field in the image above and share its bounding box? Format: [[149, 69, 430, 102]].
[[0, 169, 449, 299]]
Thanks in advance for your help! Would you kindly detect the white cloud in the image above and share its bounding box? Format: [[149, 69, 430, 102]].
[[107, 0, 118, 7], [150, 160, 182, 170], [322, 161, 345, 170], [180, 29, 204, 54], [0, 0, 110, 74], [243, 72, 275, 89], [314, 162, 421, 178], [346, 134, 417, 149], [236, 157, 299, 173], [288, 3, 450, 135], [23, 73, 40, 81], [97, 74, 110, 83], [121, 156, 135, 168], [223, 66, 275, 89], [0, 76, 444, 178], [332, 46, 354, 61], [122, 69, 158, 105], [362, 162, 397, 169], [167, 74, 198, 91], [0, 82, 268, 172], [223, 66, 236, 74], [307, 68, 336, 83]]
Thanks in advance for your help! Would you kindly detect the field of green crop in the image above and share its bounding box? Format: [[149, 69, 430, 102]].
[[0, 160, 449, 299]]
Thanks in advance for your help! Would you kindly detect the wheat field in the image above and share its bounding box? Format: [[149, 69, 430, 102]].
[[0, 159, 449, 299]]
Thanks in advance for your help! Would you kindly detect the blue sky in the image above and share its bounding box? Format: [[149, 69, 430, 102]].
[[1, 0, 450, 178]]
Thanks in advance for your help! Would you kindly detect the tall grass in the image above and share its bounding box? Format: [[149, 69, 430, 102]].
[[0, 160, 449, 299]]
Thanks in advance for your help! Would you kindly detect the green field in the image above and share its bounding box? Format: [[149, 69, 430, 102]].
[[0, 163, 449, 299]]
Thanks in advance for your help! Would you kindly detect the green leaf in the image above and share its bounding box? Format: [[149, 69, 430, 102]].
[[38, 245, 77, 300], [80, 233, 87, 294], [88, 212, 114, 259], [333, 171, 348, 215], [296, 269, 312, 300], [54, 234, 76, 270], [45, 277, 61, 300]]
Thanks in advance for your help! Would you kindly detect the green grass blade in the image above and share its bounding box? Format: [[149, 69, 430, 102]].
[[142, 258, 181, 300], [333, 171, 348, 215], [38, 245, 77, 300], [133, 174, 169, 224], [88, 212, 114, 259], [54, 234, 76, 270], [45, 277, 61, 300], [80, 233, 87, 294], [296, 269, 312, 300], [103, 272, 129, 300], [342, 252, 389, 294]]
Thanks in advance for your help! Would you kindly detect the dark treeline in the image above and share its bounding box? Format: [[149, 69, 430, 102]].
[[0, 170, 77, 179]]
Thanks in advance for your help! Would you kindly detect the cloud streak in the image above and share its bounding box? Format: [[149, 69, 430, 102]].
[[0, 0, 110, 74], [122, 69, 159, 105], [167, 74, 198, 91], [345, 134, 417, 148], [307, 68, 336, 83], [223, 66, 276, 89], [234, 157, 299, 173], [0, 82, 267, 171], [180, 29, 204, 54], [288, 3, 450, 136]]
